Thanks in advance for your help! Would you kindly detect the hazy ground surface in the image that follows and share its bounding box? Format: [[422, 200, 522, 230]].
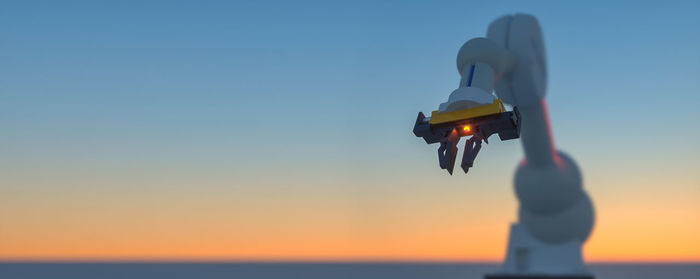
[[1, 262, 698, 279]]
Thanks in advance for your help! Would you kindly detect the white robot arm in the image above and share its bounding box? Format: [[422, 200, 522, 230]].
[[417, 14, 596, 278], [486, 15, 595, 277]]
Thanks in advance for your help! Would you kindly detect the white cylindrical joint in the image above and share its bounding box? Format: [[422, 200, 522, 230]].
[[459, 62, 495, 93], [439, 37, 516, 113], [456, 37, 516, 80]]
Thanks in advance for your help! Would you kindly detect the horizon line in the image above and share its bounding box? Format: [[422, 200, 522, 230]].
[[1, 258, 699, 264]]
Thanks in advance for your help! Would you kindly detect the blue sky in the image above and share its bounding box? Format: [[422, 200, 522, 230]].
[[4, 0, 699, 182]]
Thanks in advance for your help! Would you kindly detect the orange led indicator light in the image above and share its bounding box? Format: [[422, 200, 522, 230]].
[[463, 125, 471, 132]]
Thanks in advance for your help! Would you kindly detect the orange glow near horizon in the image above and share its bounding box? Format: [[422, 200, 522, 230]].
[[1, 175, 699, 263], [2, 141, 699, 263]]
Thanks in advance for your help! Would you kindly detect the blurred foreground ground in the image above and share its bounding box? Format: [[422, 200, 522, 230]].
[[1, 262, 698, 279]]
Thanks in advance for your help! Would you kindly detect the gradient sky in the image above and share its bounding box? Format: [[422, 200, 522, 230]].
[[1, 0, 699, 262]]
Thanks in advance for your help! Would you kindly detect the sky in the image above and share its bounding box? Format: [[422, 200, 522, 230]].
[[1, 0, 699, 262]]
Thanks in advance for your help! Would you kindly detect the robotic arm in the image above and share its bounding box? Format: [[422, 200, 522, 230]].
[[412, 14, 596, 277]]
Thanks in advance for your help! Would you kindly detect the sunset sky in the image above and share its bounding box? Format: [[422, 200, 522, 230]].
[[1, 1, 699, 262]]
